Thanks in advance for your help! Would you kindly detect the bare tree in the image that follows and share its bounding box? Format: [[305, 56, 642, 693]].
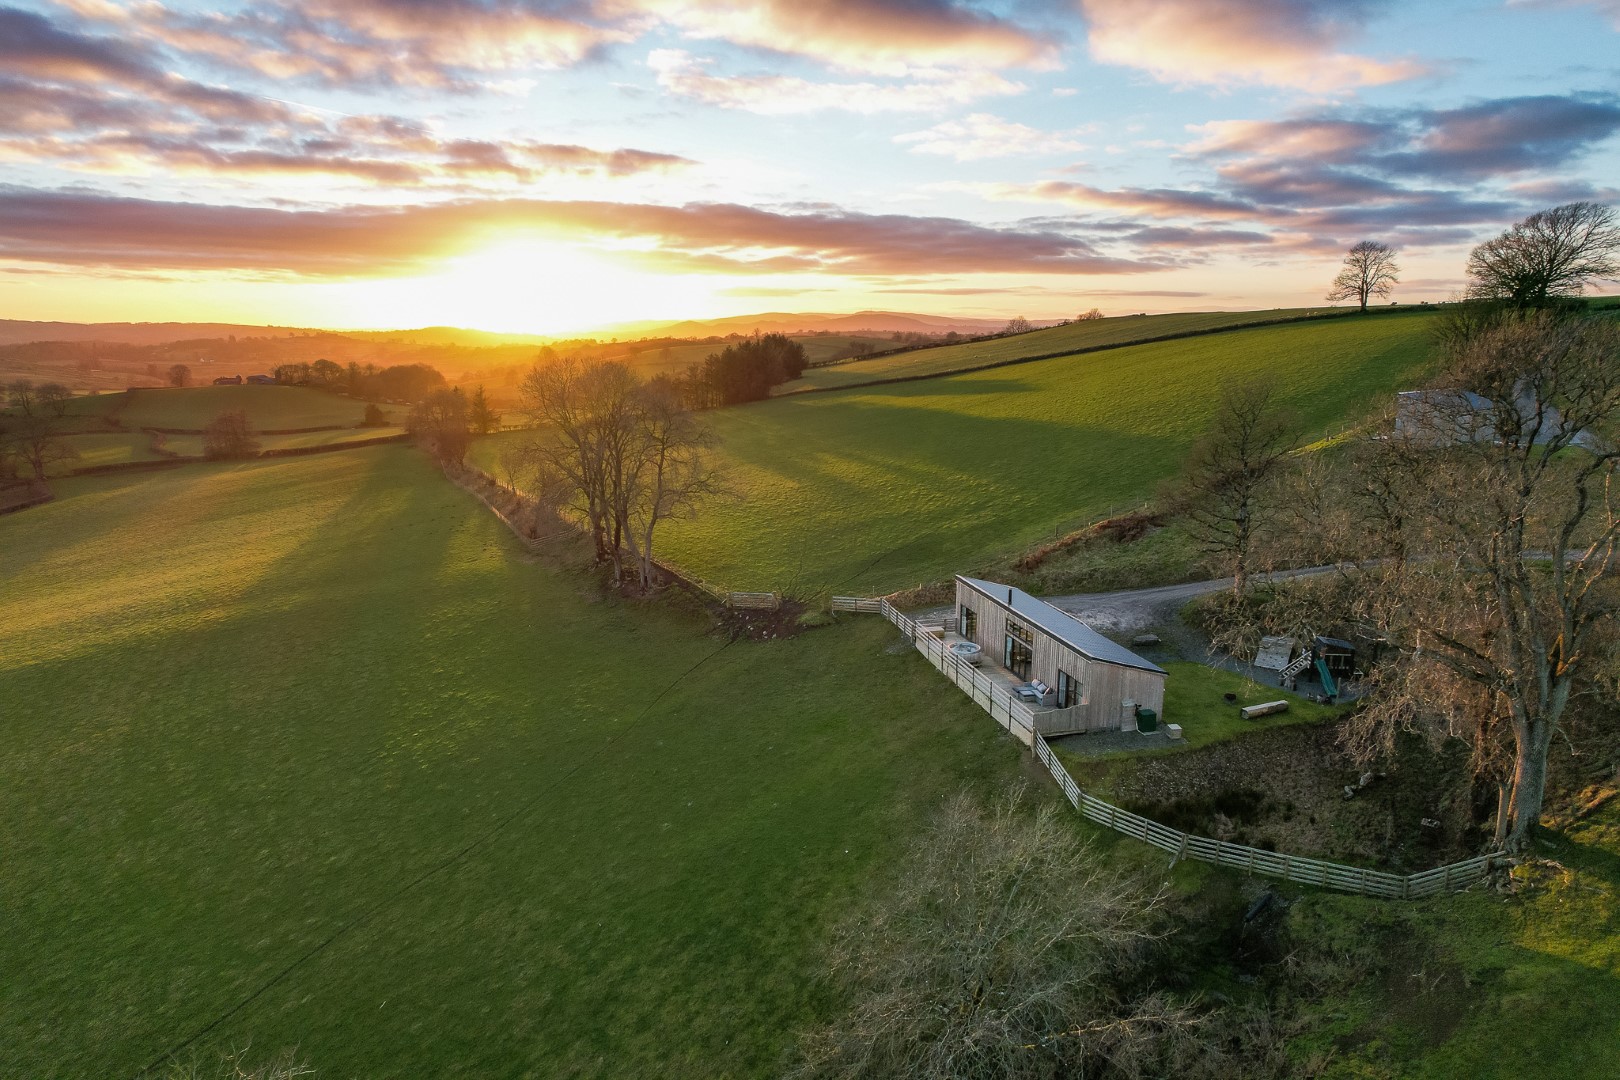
[[793, 786, 1195, 1080], [1326, 240, 1400, 312], [168, 364, 192, 388], [1078, 307, 1105, 321], [621, 379, 722, 591], [1002, 316, 1032, 335], [517, 358, 632, 565], [36, 382, 72, 419], [163, 1046, 312, 1080], [6, 379, 38, 418], [518, 358, 719, 589], [1345, 312, 1620, 851], [1174, 380, 1300, 598], [2, 415, 78, 481], [405, 388, 470, 465], [1466, 201, 1620, 308], [201, 410, 260, 459]]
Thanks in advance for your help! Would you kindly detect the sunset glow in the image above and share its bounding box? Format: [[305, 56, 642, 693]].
[[1, 1, 1618, 333]]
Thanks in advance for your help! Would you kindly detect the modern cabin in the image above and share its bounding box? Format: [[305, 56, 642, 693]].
[[953, 575, 1165, 732]]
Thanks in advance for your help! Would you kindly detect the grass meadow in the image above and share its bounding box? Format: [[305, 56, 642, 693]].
[[0, 446, 1017, 1078], [5, 381, 1619, 1077], [784, 306, 1413, 393], [111, 384, 399, 430], [469, 311, 1436, 595]]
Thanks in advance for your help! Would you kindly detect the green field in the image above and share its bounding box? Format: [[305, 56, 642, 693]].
[[0, 447, 1015, 1078], [475, 312, 1437, 594], [7, 357, 1620, 1077], [109, 384, 398, 430], [784, 306, 1405, 393], [50, 431, 166, 474], [160, 426, 407, 456]]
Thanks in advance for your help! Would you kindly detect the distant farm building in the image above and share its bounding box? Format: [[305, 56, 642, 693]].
[[245, 374, 276, 385], [953, 576, 1165, 733], [213, 375, 243, 385], [1395, 389, 1600, 449]]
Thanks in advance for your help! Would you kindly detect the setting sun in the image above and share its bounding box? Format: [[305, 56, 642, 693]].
[[323, 240, 726, 336]]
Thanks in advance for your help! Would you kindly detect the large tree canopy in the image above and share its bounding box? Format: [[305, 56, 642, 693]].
[[1326, 239, 1400, 313], [1466, 201, 1620, 308]]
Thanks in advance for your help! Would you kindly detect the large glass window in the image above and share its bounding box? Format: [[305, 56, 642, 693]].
[[1056, 670, 1076, 708], [1004, 620, 1033, 679], [960, 605, 976, 640]]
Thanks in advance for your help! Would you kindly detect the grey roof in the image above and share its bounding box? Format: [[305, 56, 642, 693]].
[[957, 576, 1166, 675]]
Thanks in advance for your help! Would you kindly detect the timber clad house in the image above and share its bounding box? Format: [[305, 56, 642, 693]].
[[954, 575, 1165, 734]]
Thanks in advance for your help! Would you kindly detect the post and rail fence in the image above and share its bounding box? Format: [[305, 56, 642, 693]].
[[834, 594, 1503, 900]]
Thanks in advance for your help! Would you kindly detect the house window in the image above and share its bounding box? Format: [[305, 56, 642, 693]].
[[960, 605, 977, 640], [1004, 620, 1033, 679], [1056, 670, 1077, 709]]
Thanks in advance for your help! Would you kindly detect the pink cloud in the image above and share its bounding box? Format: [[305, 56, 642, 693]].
[[1079, 0, 1427, 90]]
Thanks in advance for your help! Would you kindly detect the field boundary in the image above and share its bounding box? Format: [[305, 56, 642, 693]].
[[834, 594, 1503, 899], [776, 306, 1430, 399], [448, 462, 734, 610]]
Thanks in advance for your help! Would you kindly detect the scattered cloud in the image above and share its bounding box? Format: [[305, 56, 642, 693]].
[[1507, 0, 1620, 30], [0, 187, 1179, 277], [1078, 0, 1427, 90], [648, 49, 1024, 114], [638, 0, 1060, 77], [894, 113, 1089, 161], [996, 182, 1262, 220], [0, 7, 692, 190]]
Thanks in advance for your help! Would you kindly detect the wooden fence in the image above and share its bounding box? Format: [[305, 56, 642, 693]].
[[835, 594, 1503, 899], [837, 596, 1037, 744], [727, 591, 782, 611]]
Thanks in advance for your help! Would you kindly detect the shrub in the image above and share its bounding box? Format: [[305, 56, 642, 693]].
[[201, 410, 260, 459]]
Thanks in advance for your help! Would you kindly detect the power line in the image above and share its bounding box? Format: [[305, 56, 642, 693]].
[[135, 636, 739, 1077]]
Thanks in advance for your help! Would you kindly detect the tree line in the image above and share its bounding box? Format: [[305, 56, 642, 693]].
[[676, 332, 808, 407], [272, 359, 450, 403]]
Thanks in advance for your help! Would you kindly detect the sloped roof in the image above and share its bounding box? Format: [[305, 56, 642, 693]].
[[957, 576, 1166, 675]]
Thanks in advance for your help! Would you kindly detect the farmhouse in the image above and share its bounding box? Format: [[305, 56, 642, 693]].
[[246, 374, 276, 385], [213, 375, 243, 385], [1395, 388, 1600, 449], [953, 575, 1165, 734]]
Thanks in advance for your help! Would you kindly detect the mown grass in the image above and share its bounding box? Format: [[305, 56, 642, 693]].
[[1156, 661, 1338, 749], [785, 306, 1416, 393], [50, 431, 165, 474], [492, 312, 1431, 595], [112, 385, 398, 430], [0, 446, 1018, 1079], [161, 426, 407, 456]]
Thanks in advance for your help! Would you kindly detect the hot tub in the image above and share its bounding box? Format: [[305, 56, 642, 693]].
[[948, 641, 983, 666]]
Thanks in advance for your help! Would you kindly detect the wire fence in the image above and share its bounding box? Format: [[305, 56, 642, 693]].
[[835, 594, 1503, 900]]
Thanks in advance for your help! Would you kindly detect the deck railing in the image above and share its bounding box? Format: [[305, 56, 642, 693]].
[[835, 594, 1504, 899]]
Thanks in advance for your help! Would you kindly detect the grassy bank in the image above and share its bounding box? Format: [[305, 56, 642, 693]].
[[657, 312, 1433, 593], [784, 306, 1424, 394]]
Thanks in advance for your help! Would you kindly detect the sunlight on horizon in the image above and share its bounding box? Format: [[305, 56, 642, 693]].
[[322, 240, 729, 336]]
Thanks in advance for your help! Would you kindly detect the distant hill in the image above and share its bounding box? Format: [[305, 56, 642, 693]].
[[0, 320, 322, 346], [0, 320, 559, 348], [641, 311, 1034, 338], [0, 311, 1029, 348]]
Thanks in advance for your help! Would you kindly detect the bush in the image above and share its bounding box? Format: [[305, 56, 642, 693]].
[[361, 403, 388, 427], [793, 786, 1197, 1079], [201, 410, 260, 459]]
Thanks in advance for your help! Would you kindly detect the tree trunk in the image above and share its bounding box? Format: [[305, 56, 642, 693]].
[[1504, 719, 1552, 852]]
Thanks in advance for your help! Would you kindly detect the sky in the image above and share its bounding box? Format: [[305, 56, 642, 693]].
[[2, 0, 1619, 336]]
